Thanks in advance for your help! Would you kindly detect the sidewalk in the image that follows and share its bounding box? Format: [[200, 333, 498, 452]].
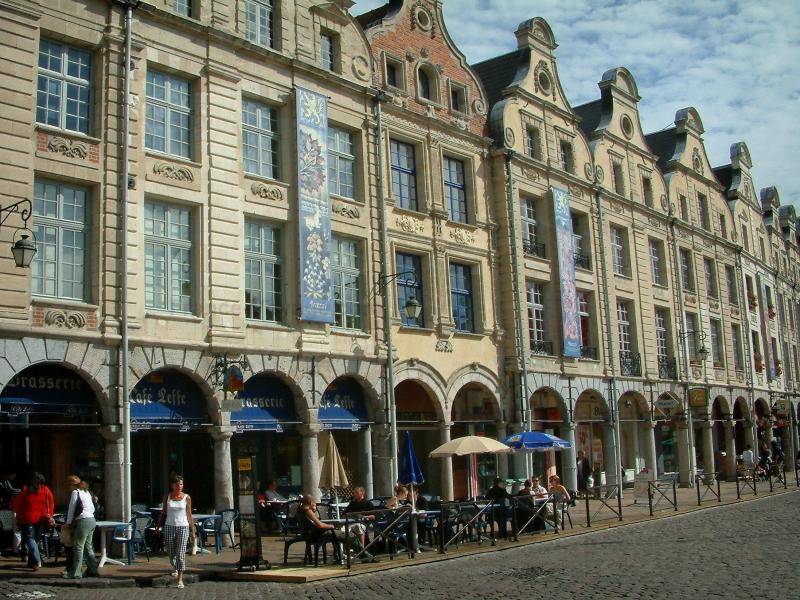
[[2, 478, 796, 587]]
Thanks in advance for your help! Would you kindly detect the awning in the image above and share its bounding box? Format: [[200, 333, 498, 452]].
[[0, 396, 94, 417], [230, 375, 299, 432], [130, 370, 209, 428], [319, 378, 369, 430], [0, 364, 96, 418]]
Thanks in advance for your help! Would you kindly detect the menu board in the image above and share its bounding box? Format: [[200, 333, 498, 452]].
[[237, 455, 268, 570]]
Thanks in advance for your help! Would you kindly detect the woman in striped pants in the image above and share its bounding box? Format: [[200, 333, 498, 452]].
[[156, 474, 195, 589]]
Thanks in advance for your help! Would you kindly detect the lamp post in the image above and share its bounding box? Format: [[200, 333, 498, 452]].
[[0, 198, 37, 268]]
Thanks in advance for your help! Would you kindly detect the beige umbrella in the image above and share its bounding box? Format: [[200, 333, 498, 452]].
[[429, 435, 511, 500], [318, 431, 349, 516]]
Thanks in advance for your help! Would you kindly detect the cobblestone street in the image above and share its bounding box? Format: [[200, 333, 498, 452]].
[[2, 491, 797, 600]]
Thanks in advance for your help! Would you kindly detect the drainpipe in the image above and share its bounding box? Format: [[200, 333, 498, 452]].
[[373, 92, 398, 488], [593, 186, 622, 489], [503, 151, 530, 477], [118, 0, 138, 523]]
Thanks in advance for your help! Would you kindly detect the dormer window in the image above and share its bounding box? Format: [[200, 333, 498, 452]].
[[320, 31, 338, 72], [384, 55, 405, 90], [560, 140, 574, 174], [417, 66, 437, 102], [450, 82, 467, 113], [387, 63, 398, 87], [611, 161, 626, 196]]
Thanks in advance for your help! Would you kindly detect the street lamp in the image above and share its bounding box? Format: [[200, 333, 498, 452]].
[[1, 198, 37, 268], [679, 328, 710, 362]]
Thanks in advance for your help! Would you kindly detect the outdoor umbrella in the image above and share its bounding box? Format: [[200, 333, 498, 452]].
[[503, 431, 572, 452], [429, 435, 511, 499], [399, 430, 424, 511], [318, 430, 349, 517]]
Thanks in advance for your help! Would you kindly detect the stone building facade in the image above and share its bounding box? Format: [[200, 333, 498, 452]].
[[0, 0, 797, 519]]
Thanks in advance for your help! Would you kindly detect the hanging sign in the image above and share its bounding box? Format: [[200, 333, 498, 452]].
[[224, 365, 244, 393], [296, 86, 334, 323], [552, 186, 581, 358]]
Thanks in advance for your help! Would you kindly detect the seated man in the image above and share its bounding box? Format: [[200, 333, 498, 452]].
[[484, 478, 511, 539], [343, 486, 374, 550], [528, 476, 549, 531], [300, 495, 377, 563], [257, 480, 285, 532]]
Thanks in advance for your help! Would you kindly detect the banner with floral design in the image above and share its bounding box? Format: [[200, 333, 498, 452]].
[[296, 87, 334, 322], [552, 186, 581, 358]]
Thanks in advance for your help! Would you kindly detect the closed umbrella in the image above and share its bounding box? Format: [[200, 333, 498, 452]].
[[318, 431, 349, 517], [503, 431, 571, 451], [399, 431, 424, 511], [429, 435, 511, 499]]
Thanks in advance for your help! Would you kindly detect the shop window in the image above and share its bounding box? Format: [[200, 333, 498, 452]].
[[37, 38, 92, 134]]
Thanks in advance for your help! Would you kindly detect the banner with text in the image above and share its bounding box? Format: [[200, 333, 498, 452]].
[[296, 87, 334, 322], [552, 186, 581, 358]]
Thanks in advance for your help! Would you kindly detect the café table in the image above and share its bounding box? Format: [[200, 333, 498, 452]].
[[94, 520, 129, 567]]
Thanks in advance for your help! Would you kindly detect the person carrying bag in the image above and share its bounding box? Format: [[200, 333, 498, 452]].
[[63, 475, 99, 579]]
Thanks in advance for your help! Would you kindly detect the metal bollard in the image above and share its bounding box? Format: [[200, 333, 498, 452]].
[[648, 484, 654, 516], [672, 480, 678, 511], [716, 474, 721, 502], [753, 469, 758, 496], [585, 492, 591, 527], [736, 475, 741, 500], [438, 504, 446, 554], [696, 478, 702, 506], [617, 485, 623, 521]]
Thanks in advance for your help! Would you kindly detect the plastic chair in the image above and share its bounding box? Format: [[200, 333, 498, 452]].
[[111, 523, 135, 565], [218, 509, 239, 549], [199, 516, 222, 554], [130, 515, 152, 561]]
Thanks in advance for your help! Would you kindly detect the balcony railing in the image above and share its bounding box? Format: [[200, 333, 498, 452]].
[[580, 346, 598, 359], [530, 339, 554, 356], [522, 239, 546, 259], [658, 355, 678, 380], [620, 351, 642, 377], [574, 252, 592, 271]]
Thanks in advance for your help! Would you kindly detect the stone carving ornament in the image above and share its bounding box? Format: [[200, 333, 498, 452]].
[[472, 98, 486, 115], [250, 182, 284, 201], [503, 127, 515, 148], [396, 214, 425, 233], [47, 137, 88, 160], [584, 163, 594, 180], [448, 227, 475, 245], [153, 161, 194, 182], [352, 56, 370, 82], [435, 339, 453, 353], [44, 309, 87, 329], [332, 202, 360, 219]]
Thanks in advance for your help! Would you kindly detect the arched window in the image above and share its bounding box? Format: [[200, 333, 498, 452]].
[[418, 68, 433, 100]]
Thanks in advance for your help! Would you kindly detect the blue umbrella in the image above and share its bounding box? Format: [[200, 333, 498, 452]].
[[503, 431, 572, 451], [399, 431, 424, 511]]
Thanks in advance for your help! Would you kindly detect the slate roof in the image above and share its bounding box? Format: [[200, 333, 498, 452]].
[[573, 99, 602, 138], [712, 165, 733, 193], [471, 49, 530, 108], [644, 128, 678, 169], [355, 0, 403, 29]]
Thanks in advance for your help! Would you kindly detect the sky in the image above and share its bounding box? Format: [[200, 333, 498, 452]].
[[354, 0, 800, 208]]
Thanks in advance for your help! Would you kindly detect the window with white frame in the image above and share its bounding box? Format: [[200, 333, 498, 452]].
[[450, 262, 474, 333], [328, 126, 355, 199], [526, 126, 542, 160], [579, 291, 592, 352], [732, 323, 744, 370], [443, 156, 468, 223], [396, 252, 424, 327], [611, 226, 628, 276], [697, 193, 710, 230], [680, 248, 695, 292], [144, 201, 192, 313], [242, 98, 279, 179], [173, 0, 191, 16], [655, 307, 669, 359], [31, 179, 88, 301], [649, 238, 665, 285], [390, 139, 418, 211], [244, 220, 282, 322], [617, 301, 632, 354], [320, 32, 337, 71], [37, 39, 91, 134], [520, 197, 538, 249], [332, 237, 362, 330], [526, 280, 546, 350], [725, 265, 738, 305], [704, 258, 718, 298], [710, 318, 724, 367], [146, 70, 191, 159], [245, 0, 273, 48]]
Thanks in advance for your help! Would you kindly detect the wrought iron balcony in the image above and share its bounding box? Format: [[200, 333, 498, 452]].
[[658, 355, 678, 380], [522, 239, 546, 259], [580, 346, 598, 359], [620, 351, 642, 376], [530, 339, 554, 356], [574, 252, 592, 271]]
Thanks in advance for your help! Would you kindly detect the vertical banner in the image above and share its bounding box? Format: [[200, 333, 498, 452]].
[[552, 187, 581, 358], [296, 87, 334, 322]]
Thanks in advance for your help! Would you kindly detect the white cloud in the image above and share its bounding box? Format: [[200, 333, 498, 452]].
[[354, 0, 800, 208]]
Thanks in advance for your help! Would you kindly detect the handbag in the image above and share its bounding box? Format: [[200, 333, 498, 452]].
[[60, 490, 84, 546]]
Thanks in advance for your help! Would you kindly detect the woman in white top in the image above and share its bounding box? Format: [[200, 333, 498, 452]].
[[64, 474, 99, 579], [155, 474, 195, 589]]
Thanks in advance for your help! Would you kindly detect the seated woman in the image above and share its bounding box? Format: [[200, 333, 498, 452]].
[[299, 496, 378, 563], [547, 475, 571, 527]]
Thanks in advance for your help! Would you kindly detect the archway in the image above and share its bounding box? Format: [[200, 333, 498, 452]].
[[711, 396, 734, 479], [396, 380, 442, 493], [528, 387, 569, 485], [230, 373, 303, 504], [618, 391, 650, 481], [754, 398, 771, 452], [733, 397, 750, 455], [0, 363, 104, 506], [450, 383, 501, 499], [653, 393, 682, 477], [129, 368, 214, 510]]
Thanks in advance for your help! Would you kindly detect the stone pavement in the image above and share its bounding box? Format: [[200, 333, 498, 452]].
[[1, 490, 797, 599]]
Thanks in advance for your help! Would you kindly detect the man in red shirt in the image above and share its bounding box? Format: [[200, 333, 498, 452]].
[[11, 473, 54, 570]]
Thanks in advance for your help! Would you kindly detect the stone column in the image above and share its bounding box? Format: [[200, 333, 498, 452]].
[[209, 426, 235, 511], [509, 422, 528, 479], [495, 421, 509, 481], [100, 426, 125, 521], [371, 424, 393, 496], [440, 422, 454, 501], [744, 419, 755, 452], [700, 420, 715, 476], [677, 417, 692, 487], [360, 425, 374, 499], [561, 422, 578, 491], [603, 421, 619, 487], [643, 420, 658, 479], [723, 420, 736, 481], [299, 423, 321, 500]]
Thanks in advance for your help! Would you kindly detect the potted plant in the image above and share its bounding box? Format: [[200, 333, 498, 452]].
[[754, 352, 764, 373]]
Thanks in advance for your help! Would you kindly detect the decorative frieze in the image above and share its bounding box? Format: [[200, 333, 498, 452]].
[[332, 202, 360, 220], [250, 182, 284, 202], [153, 162, 194, 182], [435, 339, 453, 353], [396, 214, 425, 234], [448, 226, 475, 245], [44, 310, 87, 329], [47, 137, 88, 160]]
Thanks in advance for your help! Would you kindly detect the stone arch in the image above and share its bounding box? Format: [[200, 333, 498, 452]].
[[241, 369, 309, 421], [394, 360, 447, 423], [619, 390, 649, 421], [130, 365, 218, 424], [574, 388, 610, 421], [528, 386, 568, 423], [712, 395, 731, 419], [308, 357, 383, 424], [445, 364, 502, 421], [733, 396, 750, 420], [0, 337, 114, 425], [754, 397, 770, 418]]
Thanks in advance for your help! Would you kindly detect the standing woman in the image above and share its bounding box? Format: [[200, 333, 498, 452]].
[[156, 474, 195, 589], [10, 472, 54, 570], [63, 475, 100, 579]]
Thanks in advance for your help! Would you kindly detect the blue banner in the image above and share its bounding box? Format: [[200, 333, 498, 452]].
[[319, 378, 369, 430], [552, 186, 581, 358], [0, 364, 95, 417], [129, 370, 208, 427], [230, 374, 298, 432], [296, 87, 334, 323]]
